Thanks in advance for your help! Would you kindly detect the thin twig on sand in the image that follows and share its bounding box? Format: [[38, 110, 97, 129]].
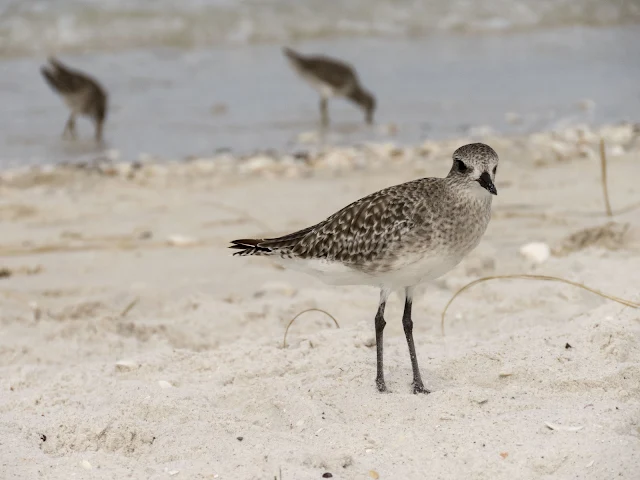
[[441, 274, 640, 336], [282, 308, 340, 348]]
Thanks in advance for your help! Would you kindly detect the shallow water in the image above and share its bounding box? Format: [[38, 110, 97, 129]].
[[1, 24, 639, 168], [2, 0, 638, 56]]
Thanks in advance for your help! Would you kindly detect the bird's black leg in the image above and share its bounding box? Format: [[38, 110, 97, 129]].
[[403, 287, 430, 394], [374, 288, 390, 392], [95, 120, 104, 144], [63, 114, 76, 139], [319, 97, 329, 127]]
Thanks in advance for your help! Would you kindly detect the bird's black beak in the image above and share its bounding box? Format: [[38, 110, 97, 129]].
[[478, 171, 497, 195]]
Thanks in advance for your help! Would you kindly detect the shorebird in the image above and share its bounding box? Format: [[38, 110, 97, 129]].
[[231, 143, 499, 394], [40, 57, 108, 143], [283, 47, 376, 126]]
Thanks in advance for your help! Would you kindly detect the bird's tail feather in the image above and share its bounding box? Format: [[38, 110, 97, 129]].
[[230, 224, 316, 257], [282, 47, 306, 68], [229, 238, 273, 256], [282, 47, 298, 60], [40, 58, 77, 94], [40, 67, 64, 92]]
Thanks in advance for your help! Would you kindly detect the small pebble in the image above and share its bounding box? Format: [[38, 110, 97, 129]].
[[115, 360, 138, 372], [81, 460, 92, 470], [297, 131, 320, 144], [167, 235, 198, 247], [369, 470, 380, 479], [565, 343, 572, 349], [240, 155, 276, 174], [609, 145, 624, 157], [545, 421, 584, 432], [237, 436, 243, 442], [322, 474, 333, 479], [158, 380, 173, 389], [519, 242, 550, 264], [253, 281, 296, 298]]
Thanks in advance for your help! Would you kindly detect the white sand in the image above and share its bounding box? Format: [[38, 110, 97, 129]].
[[1, 126, 640, 479]]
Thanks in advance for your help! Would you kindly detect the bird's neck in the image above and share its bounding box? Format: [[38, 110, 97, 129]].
[[347, 85, 369, 106], [444, 177, 493, 209]]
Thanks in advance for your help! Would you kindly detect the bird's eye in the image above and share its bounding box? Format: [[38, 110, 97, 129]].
[[493, 166, 497, 175], [455, 159, 468, 173]]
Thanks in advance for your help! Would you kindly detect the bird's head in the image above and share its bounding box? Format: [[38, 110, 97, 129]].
[[447, 143, 499, 197]]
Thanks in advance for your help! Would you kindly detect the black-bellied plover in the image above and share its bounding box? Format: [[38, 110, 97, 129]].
[[283, 47, 376, 126], [231, 143, 499, 394], [40, 57, 108, 143]]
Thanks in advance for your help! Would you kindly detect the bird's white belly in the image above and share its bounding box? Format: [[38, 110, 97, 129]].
[[305, 77, 339, 98], [63, 91, 89, 114], [275, 252, 462, 289], [377, 253, 463, 288], [298, 73, 350, 99], [276, 257, 369, 285]]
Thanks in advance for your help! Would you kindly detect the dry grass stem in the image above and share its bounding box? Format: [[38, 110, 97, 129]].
[[441, 274, 640, 336], [119, 297, 139, 318], [612, 201, 640, 215], [600, 138, 613, 217], [282, 308, 340, 348]]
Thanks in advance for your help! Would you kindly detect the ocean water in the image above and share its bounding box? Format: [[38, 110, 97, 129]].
[[0, 0, 639, 167]]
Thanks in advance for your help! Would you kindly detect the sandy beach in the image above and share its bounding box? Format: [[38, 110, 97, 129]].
[[1, 124, 640, 479]]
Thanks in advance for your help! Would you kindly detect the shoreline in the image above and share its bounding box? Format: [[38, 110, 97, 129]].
[[1, 122, 638, 186]]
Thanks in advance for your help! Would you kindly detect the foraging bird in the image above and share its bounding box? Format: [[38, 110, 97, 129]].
[[283, 47, 376, 126], [231, 143, 499, 394], [40, 57, 108, 143]]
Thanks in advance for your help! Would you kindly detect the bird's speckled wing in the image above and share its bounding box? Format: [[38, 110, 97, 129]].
[[231, 179, 440, 267], [40, 58, 105, 97], [295, 57, 357, 90]]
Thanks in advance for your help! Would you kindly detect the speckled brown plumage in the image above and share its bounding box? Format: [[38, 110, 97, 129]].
[[283, 47, 376, 125], [232, 143, 497, 277]]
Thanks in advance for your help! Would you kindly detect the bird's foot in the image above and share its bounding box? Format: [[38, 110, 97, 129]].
[[376, 378, 388, 393], [412, 382, 431, 395]]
